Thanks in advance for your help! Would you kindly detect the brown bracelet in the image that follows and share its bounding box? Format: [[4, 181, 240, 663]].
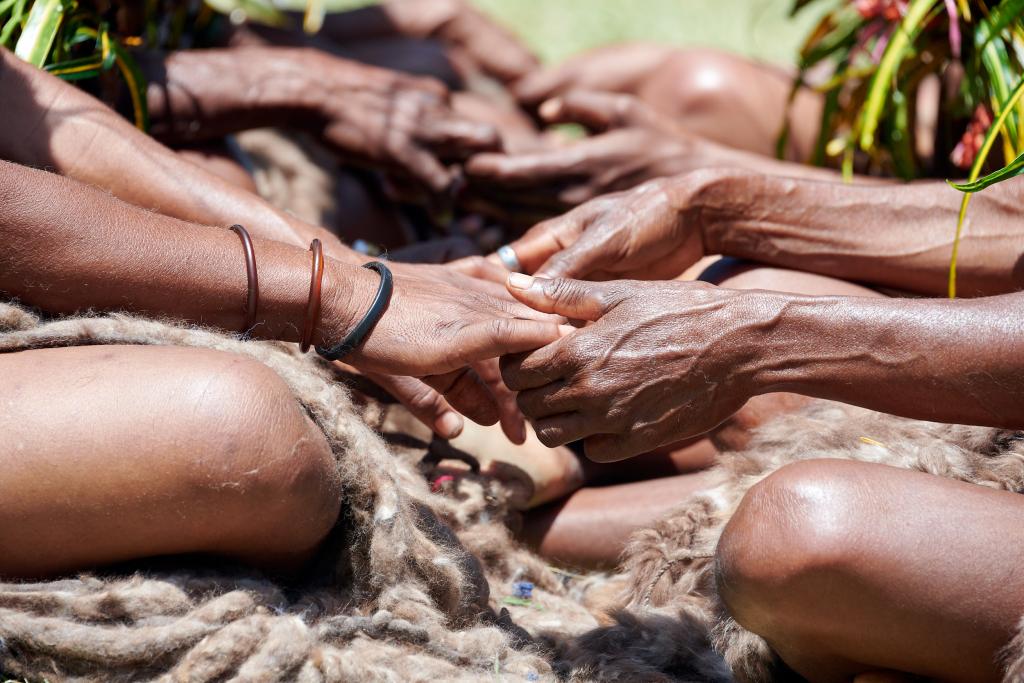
[[228, 224, 259, 334], [300, 238, 325, 353]]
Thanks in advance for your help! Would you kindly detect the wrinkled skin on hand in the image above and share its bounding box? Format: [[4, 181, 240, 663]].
[[313, 56, 500, 192], [463, 91, 734, 226], [324, 262, 564, 394], [502, 175, 709, 281], [500, 275, 763, 461]]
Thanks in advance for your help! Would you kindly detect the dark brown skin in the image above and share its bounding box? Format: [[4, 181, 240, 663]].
[[289, 0, 540, 85], [0, 46, 535, 441], [502, 273, 1024, 461], [142, 46, 501, 193], [504, 168, 1024, 297], [718, 459, 1024, 683], [513, 46, 822, 162], [465, 91, 882, 222]]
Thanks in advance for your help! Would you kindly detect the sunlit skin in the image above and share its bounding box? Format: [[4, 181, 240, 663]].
[[499, 168, 1024, 681], [0, 46, 542, 441]]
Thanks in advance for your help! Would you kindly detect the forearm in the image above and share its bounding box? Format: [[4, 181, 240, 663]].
[[0, 160, 367, 344], [750, 291, 1024, 428], [141, 47, 323, 144], [692, 170, 1024, 296], [0, 48, 358, 262]]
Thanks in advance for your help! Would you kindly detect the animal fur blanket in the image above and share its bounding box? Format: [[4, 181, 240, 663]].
[[3, 301, 1024, 682]]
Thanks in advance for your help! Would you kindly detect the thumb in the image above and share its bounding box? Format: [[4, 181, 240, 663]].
[[534, 232, 609, 280], [506, 274, 616, 321], [539, 91, 637, 132]]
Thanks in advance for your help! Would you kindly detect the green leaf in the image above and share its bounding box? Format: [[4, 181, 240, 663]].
[[303, 0, 325, 33], [977, 0, 1024, 50], [109, 39, 149, 131], [945, 76, 1024, 297], [14, 0, 65, 67], [0, 0, 27, 48], [857, 0, 940, 152], [948, 150, 1024, 192]]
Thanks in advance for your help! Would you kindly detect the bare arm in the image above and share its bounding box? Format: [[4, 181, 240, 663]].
[[0, 47, 356, 261], [140, 46, 499, 192], [504, 168, 1023, 298], [501, 276, 1024, 460], [696, 170, 1024, 297], [0, 160, 563, 378]]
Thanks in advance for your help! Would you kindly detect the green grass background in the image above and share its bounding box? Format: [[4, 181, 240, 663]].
[[328, 0, 823, 66]]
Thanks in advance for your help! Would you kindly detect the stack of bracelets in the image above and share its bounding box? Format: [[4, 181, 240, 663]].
[[228, 224, 393, 360]]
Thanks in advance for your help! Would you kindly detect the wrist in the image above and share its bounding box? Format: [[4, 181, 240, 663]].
[[317, 261, 380, 352], [677, 168, 759, 257], [741, 292, 843, 397]]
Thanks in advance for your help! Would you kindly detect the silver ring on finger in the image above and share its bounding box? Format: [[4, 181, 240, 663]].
[[497, 244, 522, 272]]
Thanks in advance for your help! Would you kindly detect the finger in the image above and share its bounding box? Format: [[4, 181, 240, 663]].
[[448, 255, 510, 284], [465, 152, 581, 186], [499, 346, 571, 392], [539, 91, 637, 131], [473, 358, 526, 444], [513, 64, 575, 105], [398, 144, 455, 193], [366, 372, 464, 439], [506, 274, 619, 321], [506, 214, 586, 274], [422, 368, 500, 427], [516, 380, 577, 420], [416, 118, 502, 156], [451, 317, 566, 366], [532, 413, 598, 449], [534, 228, 613, 280]]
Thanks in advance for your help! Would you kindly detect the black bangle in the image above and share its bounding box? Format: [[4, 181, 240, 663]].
[[316, 261, 393, 361]]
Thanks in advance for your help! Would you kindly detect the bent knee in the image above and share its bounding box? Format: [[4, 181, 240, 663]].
[[174, 350, 341, 552], [643, 49, 746, 115], [715, 459, 874, 633]]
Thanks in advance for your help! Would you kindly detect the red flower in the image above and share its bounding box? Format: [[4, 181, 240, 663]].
[[951, 105, 994, 170], [854, 0, 908, 20]]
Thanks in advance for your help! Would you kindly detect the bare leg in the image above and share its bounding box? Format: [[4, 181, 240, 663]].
[[0, 345, 341, 578], [520, 470, 720, 569], [635, 48, 823, 161], [717, 459, 1024, 683]]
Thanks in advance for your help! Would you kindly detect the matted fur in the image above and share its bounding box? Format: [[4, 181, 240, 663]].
[[616, 403, 1024, 682], [3, 300, 1023, 682], [0, 302, 618, 682]]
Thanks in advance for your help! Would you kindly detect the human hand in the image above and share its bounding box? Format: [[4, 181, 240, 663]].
[[500, 275, 768, 461], [380, 0, 540, 83], [312, 54, 500, 192], [322, 262, 567, 379], [363, 356, 528, 444], [513, 43, 675, 106], [498, 172, 719, 281]]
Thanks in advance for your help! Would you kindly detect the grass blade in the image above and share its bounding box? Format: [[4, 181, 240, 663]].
[[14, 0, 64, 67]]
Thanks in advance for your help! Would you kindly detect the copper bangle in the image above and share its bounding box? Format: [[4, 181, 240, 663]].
[[228, 224, 259, 334], [300, 238, 325, 353]]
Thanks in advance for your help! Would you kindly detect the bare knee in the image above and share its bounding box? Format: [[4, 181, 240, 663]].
[[179, 351, 341, 557], [642, 49, 745, 117], [715, 459, 870, 637]]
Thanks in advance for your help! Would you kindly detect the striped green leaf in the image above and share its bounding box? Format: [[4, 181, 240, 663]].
[[14, 0, 64, 67]]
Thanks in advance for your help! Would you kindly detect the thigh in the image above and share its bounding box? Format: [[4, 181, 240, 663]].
[[0, 345, 339, 578]]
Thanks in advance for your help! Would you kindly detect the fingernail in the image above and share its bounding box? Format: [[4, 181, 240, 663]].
[[508, 273, 534, 289], [438, 412, 463, 439], [539, 98, 562, 120]]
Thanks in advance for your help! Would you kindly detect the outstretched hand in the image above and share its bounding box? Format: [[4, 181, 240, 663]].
[[500, 274, 766, 461], [314, 55, 500, 192]]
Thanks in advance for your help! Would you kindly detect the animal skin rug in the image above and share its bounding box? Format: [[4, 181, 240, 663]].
[[2, 309, 1023, 680]]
